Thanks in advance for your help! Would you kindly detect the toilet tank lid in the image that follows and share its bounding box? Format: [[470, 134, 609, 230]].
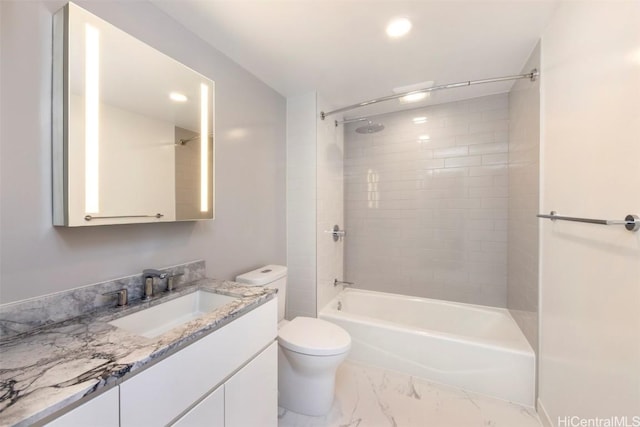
[[235, 265, 287, 286]]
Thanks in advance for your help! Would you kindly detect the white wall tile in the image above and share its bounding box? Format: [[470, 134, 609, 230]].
[[482, 153, 509, 165], [434, 146, 469, 158], [345, 94, 509, 307], [445, 156, 482, 168], [469, 142, 510, 155]]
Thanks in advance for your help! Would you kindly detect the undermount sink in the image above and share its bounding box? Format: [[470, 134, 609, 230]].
[[109, 290, 238, 338]]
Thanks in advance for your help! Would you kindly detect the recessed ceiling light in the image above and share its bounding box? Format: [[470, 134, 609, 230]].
[[169, 92, 188, 102], [413, 117, 427, 124], [418, 134, 430, 141], [386, 17, 412, 38]]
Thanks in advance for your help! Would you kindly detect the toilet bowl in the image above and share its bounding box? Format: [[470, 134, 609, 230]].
[[278, 316, 351, 415], [235, 265, 351, 416]]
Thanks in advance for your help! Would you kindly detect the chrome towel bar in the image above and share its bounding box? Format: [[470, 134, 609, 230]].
[[537, 211, 639, 232], [84, 213, 163, 221]]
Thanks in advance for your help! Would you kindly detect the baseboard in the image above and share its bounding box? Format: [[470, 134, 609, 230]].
[[537, 397, 553, 427]]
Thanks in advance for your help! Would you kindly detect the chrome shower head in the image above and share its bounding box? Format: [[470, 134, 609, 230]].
[[355, 121, 385, 134]]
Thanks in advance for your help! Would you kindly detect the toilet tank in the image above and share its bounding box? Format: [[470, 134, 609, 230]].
[[235, 265, 287, 321]]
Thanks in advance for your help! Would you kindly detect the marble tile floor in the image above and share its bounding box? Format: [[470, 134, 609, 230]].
[[278, 361, 542, 427]]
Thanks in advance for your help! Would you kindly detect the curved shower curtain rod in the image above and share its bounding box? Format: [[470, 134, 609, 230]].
[[320, 69, 539, 122]]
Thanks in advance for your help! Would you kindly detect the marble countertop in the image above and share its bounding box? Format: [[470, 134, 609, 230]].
[[0, 279, 276, 427]]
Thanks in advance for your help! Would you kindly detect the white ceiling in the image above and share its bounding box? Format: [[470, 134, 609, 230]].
[[153, 0, 558, 118]]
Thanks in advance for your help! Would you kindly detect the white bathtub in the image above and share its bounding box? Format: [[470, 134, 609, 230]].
[[319, 288, 535, 406]]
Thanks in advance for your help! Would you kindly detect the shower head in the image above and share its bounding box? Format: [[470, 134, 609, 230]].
[[355, 121, 385, 134]]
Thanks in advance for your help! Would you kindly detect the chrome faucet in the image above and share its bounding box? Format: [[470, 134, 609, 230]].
[[334, 278, 355, 288], [142, 269, 167, 300]]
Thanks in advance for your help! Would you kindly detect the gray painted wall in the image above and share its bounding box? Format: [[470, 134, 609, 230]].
[[0, 1, 286, 304]]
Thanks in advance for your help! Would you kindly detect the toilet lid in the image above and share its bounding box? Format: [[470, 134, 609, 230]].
[[278, 317, 351, 356]]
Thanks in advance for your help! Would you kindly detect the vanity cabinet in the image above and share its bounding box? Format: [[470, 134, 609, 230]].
[[44, 387, 119, 427], [120, 298, 277, 426], [44, 298, 277, 427], [225, 342, 278, 427], [172, 342, 278, 427], [172, 384, 224, 427]]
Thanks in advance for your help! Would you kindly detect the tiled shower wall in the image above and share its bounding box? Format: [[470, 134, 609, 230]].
[[344, 94, 509, 307]]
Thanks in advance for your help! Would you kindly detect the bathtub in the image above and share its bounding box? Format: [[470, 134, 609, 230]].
[[319, 288, 535, 406]]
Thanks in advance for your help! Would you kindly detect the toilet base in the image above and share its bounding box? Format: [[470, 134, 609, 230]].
[[277, 345, 348, 416]]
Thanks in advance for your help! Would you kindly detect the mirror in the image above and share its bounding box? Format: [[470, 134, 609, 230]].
[[53, 2, 214, 226]]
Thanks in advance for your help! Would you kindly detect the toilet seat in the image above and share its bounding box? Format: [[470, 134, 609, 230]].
[[278, 317, 351, 356]]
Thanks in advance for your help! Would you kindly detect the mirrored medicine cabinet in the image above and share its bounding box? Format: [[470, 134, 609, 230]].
[[53, 2, 215, 226]]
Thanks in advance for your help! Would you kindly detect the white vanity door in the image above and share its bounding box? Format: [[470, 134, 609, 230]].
[[172, 384, 224, 427], [225, 342, 277, 427], [120, 299, 277, 427], [45, 387, 119, 427]]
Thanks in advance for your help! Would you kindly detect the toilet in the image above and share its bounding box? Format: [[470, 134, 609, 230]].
[[235, 265, 351, 416]]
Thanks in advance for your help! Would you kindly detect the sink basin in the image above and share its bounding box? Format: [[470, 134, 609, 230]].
[[109, 290, 238, 338]]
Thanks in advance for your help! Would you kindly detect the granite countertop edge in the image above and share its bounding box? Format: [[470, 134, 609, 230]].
[[0, 279, 276, 427]]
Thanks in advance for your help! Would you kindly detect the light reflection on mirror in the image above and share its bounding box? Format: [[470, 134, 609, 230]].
[[169, 92, 188, 102], [200, 83, 208, 212], [226, 128, 249, 140], [84, 23, 99, 214]]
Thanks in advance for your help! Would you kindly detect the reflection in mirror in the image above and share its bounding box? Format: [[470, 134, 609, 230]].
[[53, 2, 214, 226]]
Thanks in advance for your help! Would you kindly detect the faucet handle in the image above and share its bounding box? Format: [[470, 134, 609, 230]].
[[103, 289, 128, 307], [166, 273, 184, 292]]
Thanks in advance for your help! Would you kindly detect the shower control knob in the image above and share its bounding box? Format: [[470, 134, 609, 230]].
[[324, 225, 346, 241]]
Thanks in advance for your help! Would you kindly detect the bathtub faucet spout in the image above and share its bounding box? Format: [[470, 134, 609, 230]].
[[334, 278, 355, 288]]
